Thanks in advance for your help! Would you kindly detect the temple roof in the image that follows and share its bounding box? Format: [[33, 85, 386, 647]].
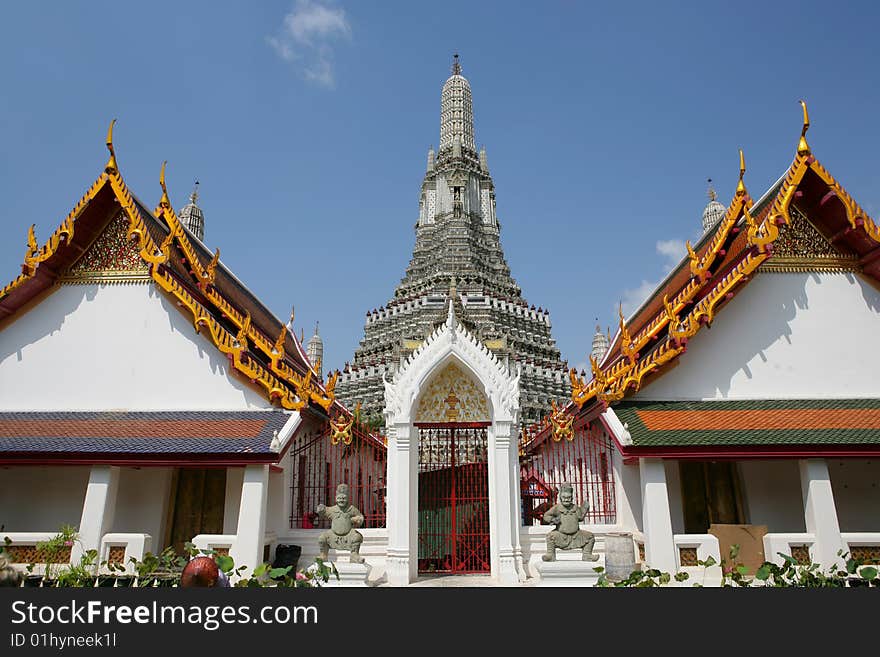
[[0, 123, 345, 422], [612, 399, 880, 454], [522, 103, 880, 454], [0, 410, 291, 464], [569, 104, 880, 412]]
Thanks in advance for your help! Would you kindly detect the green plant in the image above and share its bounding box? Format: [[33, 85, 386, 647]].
[[594, 565, 689, 587], [235, 557, 339, 588], [752, 549, 878, 588]]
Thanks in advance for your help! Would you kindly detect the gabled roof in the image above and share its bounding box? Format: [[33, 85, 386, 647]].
[[611, 399, 880, 457], [0, 122, 340, 420], [569, 102, 880, 412], [0, 410, 291, 464], [522, 103, 880, 455]]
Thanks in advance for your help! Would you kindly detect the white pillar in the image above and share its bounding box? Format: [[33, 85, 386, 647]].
[[490, 421, 525, 584], [613, 452, 642, 532], [230, 464, 269, 576], [799, 459, 845, 569], [385, 423, 416, 586], [639, 458, 676, 573], [73, 466, 120, 564]]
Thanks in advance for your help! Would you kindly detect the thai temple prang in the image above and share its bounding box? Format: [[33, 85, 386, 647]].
[[178, 181, 205, 242], [336, 55, 570, 425], [307, 323, 323, 379], [701, 178, 726, 233]]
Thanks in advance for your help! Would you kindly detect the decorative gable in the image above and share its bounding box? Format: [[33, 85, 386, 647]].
[[760, 205, 859, 273], [61, 211, 149, 283]]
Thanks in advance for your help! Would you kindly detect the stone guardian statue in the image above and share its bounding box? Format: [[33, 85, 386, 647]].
[[316, 483, 365, 564], [541, 482, 598, 562]]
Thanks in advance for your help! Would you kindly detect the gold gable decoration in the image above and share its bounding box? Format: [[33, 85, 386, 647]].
[[760, 205, 859, 273], [415, 362, 489, 423], [61, 211, 150, 283]]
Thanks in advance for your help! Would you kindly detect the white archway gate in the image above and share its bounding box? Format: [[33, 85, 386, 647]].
[[383, 303, 525, 585]]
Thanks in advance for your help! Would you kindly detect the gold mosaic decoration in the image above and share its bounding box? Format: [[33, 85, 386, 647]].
[[760, 205, 858, 272], [62, 211, 149, 282], [415, 362, 489, 423]]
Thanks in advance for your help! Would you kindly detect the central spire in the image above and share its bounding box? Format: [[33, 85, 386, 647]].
[[439, 54, 475, 152]]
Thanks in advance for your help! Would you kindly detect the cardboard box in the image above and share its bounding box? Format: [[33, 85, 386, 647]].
[[708, 524, 768, 575]]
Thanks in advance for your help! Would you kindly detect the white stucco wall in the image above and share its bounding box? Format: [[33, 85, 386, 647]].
[[738, 460, 805, 532], [111, 467, 173, 545], [266, 468, 286, 536], [633, 272, 880, 400], [0, 466, 90, 532], [0, 282, 270, 410], [223, 467, 244, 535], [665, 461, 685, 534], [828, 459, 880, 532]]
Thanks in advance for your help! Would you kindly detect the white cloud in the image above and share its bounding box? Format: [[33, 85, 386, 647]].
[[268, 1, 351, 88], [620, 279, 659, 317], [656, 238, 686, 269]]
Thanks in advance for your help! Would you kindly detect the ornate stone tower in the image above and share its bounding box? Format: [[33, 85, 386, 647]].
[[336, 55, 570, 425], [306, 323, 323, 379], [701, 178, 726, 233], [178, 182, 205, 241]]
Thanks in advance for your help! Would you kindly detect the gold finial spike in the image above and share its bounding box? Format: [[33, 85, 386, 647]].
[[105, 119, 118, 172], [159, 161, 171, 208], [289, 305, 295, 327], [706, 178, 717, 202], [798, 100, 811, 155], [736, 149, 747, 196], [26, 224, 38, 255]]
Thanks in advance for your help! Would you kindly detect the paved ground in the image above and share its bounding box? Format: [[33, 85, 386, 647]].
[[376, 574, 538, 587]]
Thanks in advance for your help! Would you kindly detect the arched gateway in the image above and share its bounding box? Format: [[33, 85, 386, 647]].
[[383, 303, 526, 584]]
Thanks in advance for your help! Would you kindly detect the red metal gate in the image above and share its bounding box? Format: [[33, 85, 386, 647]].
[[417, 422, 490, 574]]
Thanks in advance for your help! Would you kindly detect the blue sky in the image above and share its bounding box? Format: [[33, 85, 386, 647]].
[[2, 1, 879, 374]]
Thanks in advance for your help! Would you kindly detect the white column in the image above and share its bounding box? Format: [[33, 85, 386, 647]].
[[639, 458, 676, 573], [230, 464, 269, 576], [385, 423, 416, 586], [613, 452, 642, 532], [73, 466, 120, 564], [799, 459, 845, 569], [490, 421, 525, 584]]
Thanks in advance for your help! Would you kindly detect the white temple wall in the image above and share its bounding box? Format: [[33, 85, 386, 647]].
[[110, 467, 173, 544], [738, 460, 805, 532], [632, 272, 880, 401], [266, 467, 286, 537], [0, 283, 270, 411], [223, 467, 245, 535], [828, 459, 880, 532], [664, 461, 685, 534], [0, 466, 90, 532]]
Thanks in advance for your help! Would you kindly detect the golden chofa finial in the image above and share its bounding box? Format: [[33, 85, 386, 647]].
[[159, 161, 171, 209], [105, 119, 118, 172], [798, 100, 811, 155], [736, 149, 747, 196]]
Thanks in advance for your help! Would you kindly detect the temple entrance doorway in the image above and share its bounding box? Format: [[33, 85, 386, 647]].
[[416, 422, 490, 574]]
